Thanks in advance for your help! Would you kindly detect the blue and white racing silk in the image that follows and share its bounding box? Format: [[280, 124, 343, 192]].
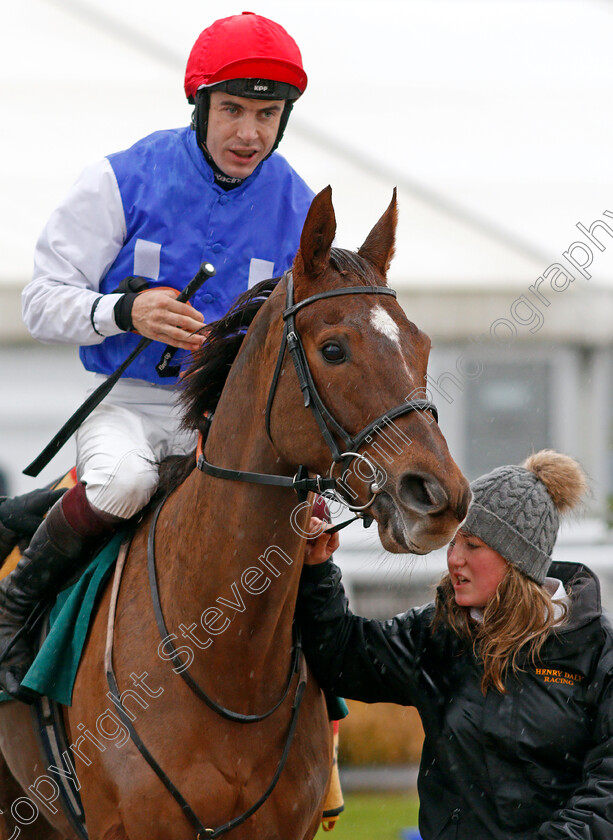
[[23, 126, 314, 385]]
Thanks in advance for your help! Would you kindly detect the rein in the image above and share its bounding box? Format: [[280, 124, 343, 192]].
[[148, 495, 302, 723], [105, 497, 307, 839], [197, 271, 438, 519]]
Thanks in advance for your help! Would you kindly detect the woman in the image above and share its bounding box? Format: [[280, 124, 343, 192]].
[[298, 450, 613, 839]]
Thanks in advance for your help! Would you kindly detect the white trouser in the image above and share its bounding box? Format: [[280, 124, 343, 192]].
[[75, 377, 197, 519]]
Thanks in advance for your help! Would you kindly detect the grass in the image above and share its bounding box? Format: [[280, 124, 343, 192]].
[[316, 792, 420, 840]]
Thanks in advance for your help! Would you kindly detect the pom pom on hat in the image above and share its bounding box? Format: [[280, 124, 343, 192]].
[[522, 450, 587, 514]]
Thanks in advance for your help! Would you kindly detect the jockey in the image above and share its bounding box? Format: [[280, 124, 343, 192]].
[[2, 12, 313, 700]]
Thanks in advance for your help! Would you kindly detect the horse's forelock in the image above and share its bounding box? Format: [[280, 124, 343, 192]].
[[329, 248, 384, 287]]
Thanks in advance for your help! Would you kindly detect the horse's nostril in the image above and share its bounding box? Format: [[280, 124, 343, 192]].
[[398, 473, 448, 513], [400, 475, 430, 507]]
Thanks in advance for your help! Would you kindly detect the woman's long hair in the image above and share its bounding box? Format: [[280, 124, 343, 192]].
[[434, 564, 568, 694]]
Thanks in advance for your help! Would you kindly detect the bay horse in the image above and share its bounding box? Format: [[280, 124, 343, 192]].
[[0, 186, 469, 840]]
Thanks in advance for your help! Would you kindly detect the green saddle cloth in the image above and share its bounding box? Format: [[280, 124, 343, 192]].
[[1, 533, 123, 705]]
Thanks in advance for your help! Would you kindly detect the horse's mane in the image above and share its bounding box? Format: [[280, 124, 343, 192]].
[[154, 275, 279, 498], [180, 275, 280, 435], [155, 247, 383, 497]]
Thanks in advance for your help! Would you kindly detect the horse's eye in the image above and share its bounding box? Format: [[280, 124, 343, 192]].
[[321, 343, 346, 364]]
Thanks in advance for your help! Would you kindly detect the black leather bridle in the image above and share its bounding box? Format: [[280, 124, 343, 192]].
[[197, 270, 438, 517]]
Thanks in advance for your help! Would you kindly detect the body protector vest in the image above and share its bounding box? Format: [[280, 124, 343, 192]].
[[79, 126, 314, 384]]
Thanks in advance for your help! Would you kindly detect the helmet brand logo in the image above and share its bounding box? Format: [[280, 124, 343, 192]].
[[254, 84, 269, 91]]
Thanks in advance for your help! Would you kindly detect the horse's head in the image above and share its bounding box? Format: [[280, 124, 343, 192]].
[[268, 186, 470, 554]]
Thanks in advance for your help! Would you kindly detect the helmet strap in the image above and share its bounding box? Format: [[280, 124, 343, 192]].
[[192, 94, 244, 190], [203, 149, 245, 191], [192, 89, 210, 153]]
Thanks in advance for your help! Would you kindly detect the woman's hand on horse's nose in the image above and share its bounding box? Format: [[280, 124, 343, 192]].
[[131, 288, 206, 349]]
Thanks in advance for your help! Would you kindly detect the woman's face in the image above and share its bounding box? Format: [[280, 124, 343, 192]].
[[446, 530, 509, 608]]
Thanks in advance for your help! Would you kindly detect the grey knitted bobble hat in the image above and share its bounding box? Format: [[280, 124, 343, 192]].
[[462, 450, 587, 584]]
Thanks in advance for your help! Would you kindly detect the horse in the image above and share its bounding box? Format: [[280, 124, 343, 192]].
[[0, 186, 470, 840]]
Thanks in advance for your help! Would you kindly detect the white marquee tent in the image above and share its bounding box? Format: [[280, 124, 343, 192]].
[[3, 0, 613, 305]]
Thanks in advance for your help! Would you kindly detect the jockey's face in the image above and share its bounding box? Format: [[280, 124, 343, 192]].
[[446, 530, 508, 609], [205, 92, 284, 179]]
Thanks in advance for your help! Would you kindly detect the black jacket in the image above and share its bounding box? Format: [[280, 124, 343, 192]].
[[297, 560, 613, 839]]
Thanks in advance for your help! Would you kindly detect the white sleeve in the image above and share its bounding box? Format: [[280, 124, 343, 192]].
[[22, 158, 127, 345]]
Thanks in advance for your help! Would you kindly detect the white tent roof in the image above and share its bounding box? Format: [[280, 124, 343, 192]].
[[2, 0, 613, 295]]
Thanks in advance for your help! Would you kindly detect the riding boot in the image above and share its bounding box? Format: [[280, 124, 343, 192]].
[[0, 482, 120, 701]]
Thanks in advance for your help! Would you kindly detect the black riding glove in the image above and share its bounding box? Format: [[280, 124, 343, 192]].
[[0, 488, 67, 559]]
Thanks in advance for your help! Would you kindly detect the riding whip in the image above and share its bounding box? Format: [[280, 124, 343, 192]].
[[23, 262, 216, 477]]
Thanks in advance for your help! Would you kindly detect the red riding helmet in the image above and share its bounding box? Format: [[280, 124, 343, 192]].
[[185, 12, 307, 160], [184, 11, 307, 102]]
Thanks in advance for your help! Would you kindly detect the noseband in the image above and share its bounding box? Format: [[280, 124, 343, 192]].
[[197, 271, 438, 518]]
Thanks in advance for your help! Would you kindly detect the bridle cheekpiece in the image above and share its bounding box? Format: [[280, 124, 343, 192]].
[[197, 270, 438, 521]]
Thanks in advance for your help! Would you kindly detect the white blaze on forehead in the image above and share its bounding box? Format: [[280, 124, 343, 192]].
[[370, 305, 400, 345]]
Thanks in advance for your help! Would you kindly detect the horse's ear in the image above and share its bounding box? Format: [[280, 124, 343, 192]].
[[294, 186, 336, 284], [357, 188, 398, 276]]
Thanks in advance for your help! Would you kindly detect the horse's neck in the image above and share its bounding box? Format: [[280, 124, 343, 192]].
[[161, 378, 306, 701]]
